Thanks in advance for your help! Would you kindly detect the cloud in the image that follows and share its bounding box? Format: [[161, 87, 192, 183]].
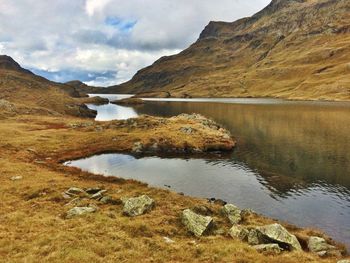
[[0, 0, 270, 87]]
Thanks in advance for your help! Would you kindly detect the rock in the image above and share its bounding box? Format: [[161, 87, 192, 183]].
[[213, 228, 226, 235], [180, 127, 194, 134], [222, 204, 242, 224], [256, 223, 302, 251], [163, 237, 175, 244], [337, 260, 350, 263], [181, 209, 213, 237], [122, 195, 155, 217], [65, 187, 86, 196], [10, 176, 23, 181], [192, 205, 212, 216], [85, 187, 103, 195], [248, 229, 266, 245], [241, 209, 255, 218], [132, 142, 143, 153], [229, 225, 249, 241], [253, 244, 282, 254], [308, 236, 336, 253], [66, 206, 97, 219], [90, 190, 107, 200]]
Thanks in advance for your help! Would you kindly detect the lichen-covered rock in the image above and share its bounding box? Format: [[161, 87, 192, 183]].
[[65, 187, 86, 196], [253, 244, 282, 254], [229, 225, 249, 241], [248, 229, 266, 245], [256, 223, 302, 251], [222, 204, 242, 224], [122, 195, 155, 217], [181, 209, 213, 237], [66, 206, 97, 219], [308, 236, 335, 253]]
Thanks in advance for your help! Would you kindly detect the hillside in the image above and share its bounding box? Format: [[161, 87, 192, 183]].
[[106, 0, 350, 101], [0, 55, 96, 118]]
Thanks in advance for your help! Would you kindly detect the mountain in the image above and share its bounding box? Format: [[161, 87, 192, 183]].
[[65, 80, 104, 96], [106, 0, 350, 101], [0, 55, 95, 117]]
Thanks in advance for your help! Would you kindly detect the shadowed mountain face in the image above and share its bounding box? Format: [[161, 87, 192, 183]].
[[0, 55, 95, 118], [107, 0, 350, 101]]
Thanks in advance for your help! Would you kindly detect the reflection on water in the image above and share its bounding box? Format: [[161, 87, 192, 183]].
[[76, 95, 350, 248], [86, 94, 137, 121]]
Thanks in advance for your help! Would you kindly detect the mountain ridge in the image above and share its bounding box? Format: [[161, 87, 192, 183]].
[[105, 0, 350, 101]]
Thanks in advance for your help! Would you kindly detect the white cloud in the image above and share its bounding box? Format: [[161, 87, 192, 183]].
[[0, 0, 270, 86]]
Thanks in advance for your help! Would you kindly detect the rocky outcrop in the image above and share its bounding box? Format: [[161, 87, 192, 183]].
[[253, 244, 282, 254], [221, 204, 242, 225], [228, 225, 249, 241], [122, 195, 155, 217], [308, 236, 342, 257], [66, 206, 97, 219], [181, 209, 213, 237], [255, 223, 302, 251]]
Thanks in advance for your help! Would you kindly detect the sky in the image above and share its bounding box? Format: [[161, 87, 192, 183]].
[[0, 0, 270, 87]]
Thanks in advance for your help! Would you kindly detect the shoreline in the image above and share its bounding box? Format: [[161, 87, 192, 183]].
[[0, 112, 348, 262]]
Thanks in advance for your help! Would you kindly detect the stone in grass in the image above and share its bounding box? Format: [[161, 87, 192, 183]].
[[181, 209, 213, 237], [221, 204, 242, 224], [337, 260, 350, 263], [122, 195, 155, 217], [229, 225, 250, 241], [308, 236, 342, 257], [90, 190, 107, 200], [10, 176, 23, 181], [66, 206, 97, 219], [65, 187, 86, 196], [85, 187, 103, 195], [253, 244, 282, 255], [256, 223, 302, 251]]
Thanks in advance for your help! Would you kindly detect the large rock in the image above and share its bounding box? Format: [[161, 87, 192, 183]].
[[308, 236, 335, 252], [181, 209, 213, 237], [256, 223, 302, 251], [253, 244, 282, 254], [308, 236, 342, 257], [229, 225, 249, 241], [221, 204, 242, 224], [66, 206, 97, 219], [122, 195, 155, 217]]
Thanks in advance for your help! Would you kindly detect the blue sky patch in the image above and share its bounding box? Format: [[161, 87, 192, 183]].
[[105, 16, 137, 32]]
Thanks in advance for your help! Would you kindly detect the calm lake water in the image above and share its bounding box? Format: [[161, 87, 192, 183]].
[[74, 94, 350, 248]]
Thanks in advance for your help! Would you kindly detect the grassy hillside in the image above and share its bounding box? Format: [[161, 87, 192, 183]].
[[107, 0, 350, 101]]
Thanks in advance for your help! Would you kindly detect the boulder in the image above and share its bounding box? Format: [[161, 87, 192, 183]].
[[90, 190, 107, 200], [66, 206, 97, 219], [256, 223, 302, 251], [181, 209, 213, 237], [253, 244, 282, 254], [229, 225, 249, 241], [308, 236, 335, 253], [85, 187, 103, 195], [65, 187, 86, 196], [222, 204, 242, 224], [122, 195, 155, 217], [248, 229, 266, 245]]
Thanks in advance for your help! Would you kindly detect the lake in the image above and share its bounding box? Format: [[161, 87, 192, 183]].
[[69, 94, 350, 248]]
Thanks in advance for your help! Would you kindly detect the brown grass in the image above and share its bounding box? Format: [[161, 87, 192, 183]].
[[0, 111, 347, 263]]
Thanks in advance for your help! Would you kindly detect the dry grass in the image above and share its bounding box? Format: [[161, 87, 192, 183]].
[[0, 111, 347, 263]]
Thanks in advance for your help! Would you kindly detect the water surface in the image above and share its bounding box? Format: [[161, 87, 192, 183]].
[[71, 95, 350, 248]]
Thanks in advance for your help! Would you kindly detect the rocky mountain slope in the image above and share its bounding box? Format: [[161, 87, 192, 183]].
[[0, 55, 95, 118], [107, 0, 350, 101]]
